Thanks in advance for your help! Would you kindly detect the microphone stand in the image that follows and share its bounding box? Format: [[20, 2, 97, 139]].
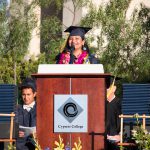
[[69, 44, 75, 64]]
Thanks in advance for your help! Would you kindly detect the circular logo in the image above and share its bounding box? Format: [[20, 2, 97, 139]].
[[63, 102, 78, 117]]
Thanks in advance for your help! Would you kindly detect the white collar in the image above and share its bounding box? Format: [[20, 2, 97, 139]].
[[23, 101, 35, 111]]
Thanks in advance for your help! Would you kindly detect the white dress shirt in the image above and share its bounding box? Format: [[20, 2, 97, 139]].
[[23, 101, 35, 112]]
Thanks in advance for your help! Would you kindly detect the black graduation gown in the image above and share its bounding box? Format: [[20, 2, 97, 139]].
[[16, 104, 36, 150], [106, 97, 121, 136], [106, 97, 121, 150]]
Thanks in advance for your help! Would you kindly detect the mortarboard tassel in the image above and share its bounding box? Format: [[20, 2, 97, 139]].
[[107, 76, 116, 99]]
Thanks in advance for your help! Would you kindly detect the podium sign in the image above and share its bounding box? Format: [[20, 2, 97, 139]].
[[54, 94, 88, 133]]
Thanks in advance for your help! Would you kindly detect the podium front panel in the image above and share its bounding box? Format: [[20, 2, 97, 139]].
[[33, 74, 108, 150]]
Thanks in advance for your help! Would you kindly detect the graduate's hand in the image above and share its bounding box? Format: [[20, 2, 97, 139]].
[[113, 135, 120, 142], [19, 131, 25, 137]]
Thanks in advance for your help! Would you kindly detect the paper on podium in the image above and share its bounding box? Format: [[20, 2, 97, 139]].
[[38, 64, 104, 74], [19, 125, 36, 137]]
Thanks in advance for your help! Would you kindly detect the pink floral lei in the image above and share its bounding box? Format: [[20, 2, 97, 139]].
[[58, 51, 88, 64]]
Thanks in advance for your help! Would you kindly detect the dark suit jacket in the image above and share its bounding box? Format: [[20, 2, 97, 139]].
[[16, 104, 36, 150]]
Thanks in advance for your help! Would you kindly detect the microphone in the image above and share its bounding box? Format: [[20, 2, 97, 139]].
[[69, 43, 75, 53], [69, 43, 75, 64]]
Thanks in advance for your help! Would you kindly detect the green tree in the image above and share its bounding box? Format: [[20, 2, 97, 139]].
[[0, 0, 39, 84], [134, 6, 150, 82], [0, 0, 63, 84], [81, 0, 150, 83], [1, 0, 149, 84]]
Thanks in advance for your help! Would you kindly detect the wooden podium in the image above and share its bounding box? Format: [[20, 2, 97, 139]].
[[32, 73, 110, 150]]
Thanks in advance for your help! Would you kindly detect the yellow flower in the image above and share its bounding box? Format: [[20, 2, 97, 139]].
[[54, 135, 65, 150], [72, 137, 82, 150]]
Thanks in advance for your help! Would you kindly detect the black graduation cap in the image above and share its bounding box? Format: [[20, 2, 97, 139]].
[[64, 26, 92, 39], [20, 77, 36, 92], [106, 75, 122, 88]]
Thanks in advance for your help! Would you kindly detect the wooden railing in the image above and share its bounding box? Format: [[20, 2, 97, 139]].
[[0, 112, 16, 145], [118, 114, 150, 147]]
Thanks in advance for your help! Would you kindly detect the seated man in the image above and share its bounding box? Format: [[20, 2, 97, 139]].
[[106, 77, 121, 150], [16, 78, 37, 150]]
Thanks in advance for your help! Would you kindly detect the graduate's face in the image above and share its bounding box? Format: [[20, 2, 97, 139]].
[[22, 88, 36, 105], [107, 85, 116, 100], [68, 36, 85, 50]]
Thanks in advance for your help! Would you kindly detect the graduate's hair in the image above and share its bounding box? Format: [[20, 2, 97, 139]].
[[20, 78, 36, 93]]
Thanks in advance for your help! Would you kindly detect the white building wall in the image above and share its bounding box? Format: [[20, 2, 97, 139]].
[[27, 0, 41, 59], [126, 0, 150, 20], [63, 0, 82, 31]]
